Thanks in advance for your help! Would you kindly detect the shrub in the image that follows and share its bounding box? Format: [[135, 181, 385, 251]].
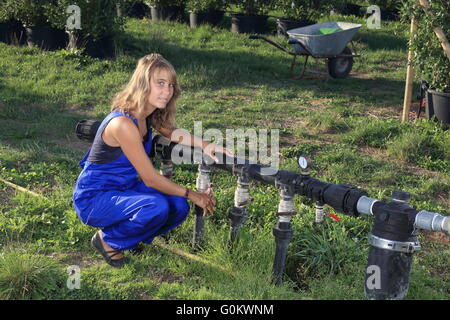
[[274, 0, 336, 21], [228, 0, 274, 15], [186, 0, 227, 13], [401, 0, 450, 93], [0, 0, 16, 22], [46, 0, 126, 40], [144, 0, 185, 7], [361, 0, 402, 12], [7, 0, 52, 27]]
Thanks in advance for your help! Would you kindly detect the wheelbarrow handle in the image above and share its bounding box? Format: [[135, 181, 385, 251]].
[[248, 34, 296, 56], [287, 39, 314, 57]]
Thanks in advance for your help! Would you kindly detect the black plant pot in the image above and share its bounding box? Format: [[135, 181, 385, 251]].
[[189, 10, 224, 28], [0, 20, 27, 45], [381, 9, 400, 21], [82, 35, 115, 59], [86, 36, 115, 59], [123, 1, 150, 18], [151, 6, 185, 22], [276, 18, 315, 37], [426, 89, 450, 125], [26, 26, 68, 50], [0, 22, 10, 43], [67, 32, 116, 59], [231, 13, 268, 34], [341, 3, 363, 17]]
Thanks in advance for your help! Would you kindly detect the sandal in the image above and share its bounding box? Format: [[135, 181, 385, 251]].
[[91, 232, 129, 268]]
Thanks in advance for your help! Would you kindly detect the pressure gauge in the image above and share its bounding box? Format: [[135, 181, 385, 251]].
[[298, 155, 311, 170]]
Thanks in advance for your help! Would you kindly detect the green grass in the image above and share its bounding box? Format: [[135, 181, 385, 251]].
[[0, 14, 448, 300]]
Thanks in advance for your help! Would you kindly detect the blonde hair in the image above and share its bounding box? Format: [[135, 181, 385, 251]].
[[111, 53, 181, 130]]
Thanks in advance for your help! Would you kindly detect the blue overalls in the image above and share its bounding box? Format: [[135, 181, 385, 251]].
[[73, 111, 189, 251]]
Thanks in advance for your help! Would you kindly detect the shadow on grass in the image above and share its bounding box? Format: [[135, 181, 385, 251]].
[[0, 78, 92, 160], [355, 30, 408, 51], [117, 27, 405, 109]]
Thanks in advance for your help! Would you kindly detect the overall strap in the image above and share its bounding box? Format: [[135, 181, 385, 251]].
[[79, 112, 137, 168], [94, 111, 136, 139]]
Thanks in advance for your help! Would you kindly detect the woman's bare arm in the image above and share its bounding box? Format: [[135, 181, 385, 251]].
[[156, 126, 234, 162], [105, 117, 215, 214], [105, 117, 186, 196], [157, 126, 209, 149]]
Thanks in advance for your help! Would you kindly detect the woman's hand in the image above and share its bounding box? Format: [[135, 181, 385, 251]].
[[203, 142, 234, 163], [188, 186, 216, 216]]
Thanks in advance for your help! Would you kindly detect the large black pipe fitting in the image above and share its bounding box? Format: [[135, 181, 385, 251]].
[[297, 177, 367, 217], [227, 207, 248, 249], [75, 119, 100, 142], [364, 191, 421, 300], [272, 220, 294, 286], [323, 184, 367, 217], [271, 183, 296, 286], [192, 204, 206, 251]]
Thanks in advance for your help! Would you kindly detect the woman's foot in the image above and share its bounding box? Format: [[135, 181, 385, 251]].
[[98, 232, 124, 260], [91, 231, 129, 268]]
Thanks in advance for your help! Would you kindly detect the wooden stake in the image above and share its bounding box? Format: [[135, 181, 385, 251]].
[[153, 238, 234, 276], [0, 177, 45, 199], [402, 18, 418, 123], [418, 0, 450, 61]]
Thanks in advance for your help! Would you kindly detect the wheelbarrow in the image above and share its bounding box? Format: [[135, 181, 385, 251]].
[[250, 21, 362, 79]]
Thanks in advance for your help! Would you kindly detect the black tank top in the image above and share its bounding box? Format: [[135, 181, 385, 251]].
[[88, 113, 152, 164]]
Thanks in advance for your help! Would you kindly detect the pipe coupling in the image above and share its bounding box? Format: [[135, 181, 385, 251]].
[[415, 210, 450, 236], [356, 196, 379, 216], [368, 233, 421, 253]]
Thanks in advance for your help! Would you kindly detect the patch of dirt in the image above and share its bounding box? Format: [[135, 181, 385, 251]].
[[51, 252, 103, 269], [360, 105, 403, 119], [378, 67, 391, 73], [422, 230, 450, 246], [51, 134, 92, 154], [0, 186, 16, 206], [144, 267, 185, 284], [369, 87, 397, 95], [308, 98, 332, 110], [63, 105, 83, 113], [348, 71, 373, 79], [61, 104, 97, 117]]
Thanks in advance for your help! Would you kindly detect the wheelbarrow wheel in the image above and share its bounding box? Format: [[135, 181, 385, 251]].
[[327, 47, 353, 79]]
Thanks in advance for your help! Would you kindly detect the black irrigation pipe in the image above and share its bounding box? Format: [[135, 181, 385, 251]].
[[76, 121, 449, 300]]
